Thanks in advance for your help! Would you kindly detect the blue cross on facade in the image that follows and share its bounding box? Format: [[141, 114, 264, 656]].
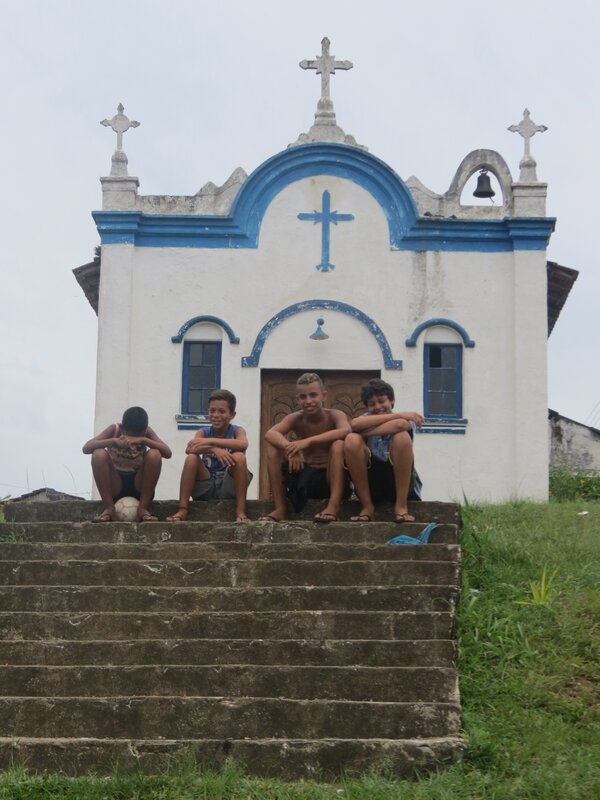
[[298, 190, 354, 272]]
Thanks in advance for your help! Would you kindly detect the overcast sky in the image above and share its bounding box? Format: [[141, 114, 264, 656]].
[[1, 0, 598, 499]]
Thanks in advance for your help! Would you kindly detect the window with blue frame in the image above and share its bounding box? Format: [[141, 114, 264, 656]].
[[424, 344, 462, 419], [182, 341, 222, 415]]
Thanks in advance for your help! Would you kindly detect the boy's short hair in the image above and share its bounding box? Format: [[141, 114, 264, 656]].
[[121, 406, 149, 434], [208, 389, 236, 412], [296, 372, 324, 390], [361, 379, 395, 406]]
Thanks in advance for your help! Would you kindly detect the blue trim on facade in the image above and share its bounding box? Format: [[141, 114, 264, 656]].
[[406, 318, 475, 348], [93, 143, 555, 252], [181, 341, 222, 416], [175, 416, 210, 431], [171, 315, 240, 344], [419, 426, 467, 435], [241, 299, 403, 369], [423, 343, 464, 421]]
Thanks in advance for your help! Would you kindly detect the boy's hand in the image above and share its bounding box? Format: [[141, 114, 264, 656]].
[[404, 412, 424, 428], [117, 434, 144, 446], [211, 447, 235, 467], [186, 439, 205, 455], [287, 453, 305, 473], [285, 438, 310, 458]]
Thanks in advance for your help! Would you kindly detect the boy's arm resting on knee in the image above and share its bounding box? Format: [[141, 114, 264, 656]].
[[351, 411, 423, 434], [202, 427, 249, 453], [359, 418, 413, 438], [287, 411, 350, 455], [265, 413, 300, 451], [82, 424, 119, 454], [143, 427, 172, 459]]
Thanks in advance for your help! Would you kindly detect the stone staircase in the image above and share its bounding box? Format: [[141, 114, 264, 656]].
[[0, 499, 464, 779]]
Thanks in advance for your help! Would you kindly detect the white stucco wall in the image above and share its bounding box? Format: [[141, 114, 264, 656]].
[[93, 172, 550, 503]]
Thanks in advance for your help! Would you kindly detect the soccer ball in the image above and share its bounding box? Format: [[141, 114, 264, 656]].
[[114, 496, 139, 522]]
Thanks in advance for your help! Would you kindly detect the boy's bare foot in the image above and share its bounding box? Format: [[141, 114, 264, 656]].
[[314, 511, 338, 523], [138, 509, 158, 522], [166, 508, 188, 522], [235, 514, 251, 523], [258, 511, 287, 522], [350, 512, 374, 522], [394, 512, 415, 523], [93, 509, 115, 523]]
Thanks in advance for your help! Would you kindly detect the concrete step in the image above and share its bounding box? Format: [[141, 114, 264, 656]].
[[0, 696, 461, 740], [0, 558, 460, 587], [0, 610, 454, 641], [0, 584, 458, 613], [0, 665, 458, 703], [0, 541, 460, 561], [0, 499, 465, 778], [0, 520, 460, 544], [4, 499, 462, 526], [0, 736, 466, 779], [0, 637, 456, 667]]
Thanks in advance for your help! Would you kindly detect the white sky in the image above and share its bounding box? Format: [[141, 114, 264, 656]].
[[1, 0, 598, 499]]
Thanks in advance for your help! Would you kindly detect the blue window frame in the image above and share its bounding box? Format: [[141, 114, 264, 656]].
[[182, 341, 222, 415], [424, 344, 463, 419]]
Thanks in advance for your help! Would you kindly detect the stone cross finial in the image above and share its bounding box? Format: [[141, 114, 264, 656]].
[[100, 103, 140, 178], [101, 103, 140, 151], [300, 37, 353, 100], [508, 108, 548, 181]]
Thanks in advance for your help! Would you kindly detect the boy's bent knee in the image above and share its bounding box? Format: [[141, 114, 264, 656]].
[[344, 432, 365, 452], [391, 430, 413, 449], [231, 452, 247, 468], [144, 449, 163, 465], [91, 449, 110, 465]]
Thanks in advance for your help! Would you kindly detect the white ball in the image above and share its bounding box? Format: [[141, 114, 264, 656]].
[[114, 496, 139, 522]]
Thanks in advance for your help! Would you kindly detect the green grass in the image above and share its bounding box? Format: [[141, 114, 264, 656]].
[[1, 501, 599, 798]]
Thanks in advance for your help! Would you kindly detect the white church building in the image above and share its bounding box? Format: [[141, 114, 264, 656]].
[[75, 38, 576, 503]]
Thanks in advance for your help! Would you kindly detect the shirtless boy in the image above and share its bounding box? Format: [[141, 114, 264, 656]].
[[83, 406, 172, 522], [343, 378, 423, 523], [261, 372, 351, 522], [167, 389, 252, 523]]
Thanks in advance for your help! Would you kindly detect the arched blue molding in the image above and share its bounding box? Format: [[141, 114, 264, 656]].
[[242, 299, 402, 369], [405, 318, 475, 348], [93, 142, 555, 252], [94, 143, 419, 250], [232, 143, 418, 248], [171, 315, 240, 344]]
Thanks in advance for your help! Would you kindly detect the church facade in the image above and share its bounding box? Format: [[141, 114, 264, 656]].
[[77, 40, 562, 503]]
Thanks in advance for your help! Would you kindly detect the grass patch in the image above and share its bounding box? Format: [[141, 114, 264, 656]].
[[1, 502, 599, 798], [550, 466, 600, 501]]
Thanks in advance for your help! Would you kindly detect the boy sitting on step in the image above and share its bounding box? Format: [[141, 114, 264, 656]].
[[83, 406, 172, 523], [261, 372, 351, 523], [344, 379, 423, 523], [167, 389, 252, 524]]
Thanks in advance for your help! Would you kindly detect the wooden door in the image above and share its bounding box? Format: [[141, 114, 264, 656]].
[[259, 369, 380, 499]]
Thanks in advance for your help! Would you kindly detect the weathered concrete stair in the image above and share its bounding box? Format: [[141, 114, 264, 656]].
[[0, 499, 464, 778]]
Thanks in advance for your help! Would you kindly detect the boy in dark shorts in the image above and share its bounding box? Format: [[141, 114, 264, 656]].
[[261, 372, 351, 522], [83, 406, 172, 522], [167, 389, 252, 523], [344, 378, 423, 522]]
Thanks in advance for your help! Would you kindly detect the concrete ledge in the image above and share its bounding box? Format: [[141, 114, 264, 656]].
[[0, 736, 466, 779], [4, 499, 462, 526], [0, 637, 457, 668]]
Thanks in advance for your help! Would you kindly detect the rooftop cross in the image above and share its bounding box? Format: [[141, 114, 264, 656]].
[[508, 108, 548, 181], [101, 103, 140, 152], [300, 37, 353, 100], [298, 189, 354, 272]]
